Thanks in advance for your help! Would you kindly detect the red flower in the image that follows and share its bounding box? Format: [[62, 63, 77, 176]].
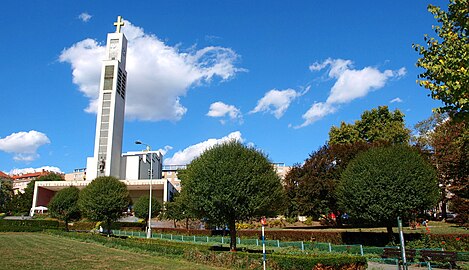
[[455, 237, 461, 241], [441, 241, 446, 245]]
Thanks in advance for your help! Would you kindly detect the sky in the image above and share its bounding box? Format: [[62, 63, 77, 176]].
[[0, 0, 447, 175]]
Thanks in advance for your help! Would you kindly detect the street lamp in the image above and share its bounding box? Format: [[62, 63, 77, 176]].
[[135, 140, 153, 239]]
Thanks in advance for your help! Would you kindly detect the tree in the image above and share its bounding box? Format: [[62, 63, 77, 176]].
[[78, 176, 130, 236], [431, 118, 468, 223], [180, 141, 285, 251], [413, 0, 469, 119], [161, 193, 194, 229], [133, 195, 162, 229], [329, 106, 410, 145], [284, 142, 384, 220], [0, 178, 13, 213], [337, 145, 439, 238], [48, 187, 80, 231], [413, 114, 468, 223]]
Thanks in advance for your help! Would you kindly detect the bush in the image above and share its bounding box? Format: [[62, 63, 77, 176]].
[[406, 233, 469, 251], [285, 217, 298, 224], [47, 230, 366, 270], [0, 219, 60, 232]]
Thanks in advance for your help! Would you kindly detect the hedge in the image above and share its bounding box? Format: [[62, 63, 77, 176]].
[[66, 221, 145, 231], [0, 219, 60, 232], [47, 231, 366, 269]]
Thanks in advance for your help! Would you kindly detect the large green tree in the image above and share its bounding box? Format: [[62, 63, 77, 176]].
[[48, 187, 81, 231], [133, 195, 162, 229], [0, 178, 13, 213], [78, 176, 130, 236], [284, 142, 384, 219], [337, 145, 439, 237], [180, 141, 285, 251], [413, 0, 469, 119], [329, 106, 410, 145]]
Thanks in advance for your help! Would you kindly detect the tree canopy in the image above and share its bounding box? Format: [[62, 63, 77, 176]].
[[180, 141, 285, 251], [0, 178, 13, 213], [431, 118, 469, 223], [329, 106, 410, 145], [337, 145, 439, 235], [48, 186, 80, 231], [78, 176, 130, 235], [284, 142, 383, 219], [133, 195, 162, 227], [413, 0, 469, 119]]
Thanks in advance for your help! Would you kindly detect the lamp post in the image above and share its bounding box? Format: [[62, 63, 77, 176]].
[[135, 140, 153, 239]]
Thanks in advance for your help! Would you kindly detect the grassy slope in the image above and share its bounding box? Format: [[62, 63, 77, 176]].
[[0, 232, 226, 270]]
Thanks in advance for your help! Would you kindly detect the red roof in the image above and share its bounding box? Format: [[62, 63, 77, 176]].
[[0, 171, 11, 179], [11, 170, 63, 181]]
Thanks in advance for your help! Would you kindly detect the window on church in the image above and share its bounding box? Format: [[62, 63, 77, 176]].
[[104, 66, 114, 90]]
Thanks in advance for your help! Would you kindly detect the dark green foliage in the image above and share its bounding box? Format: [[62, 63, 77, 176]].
[[36, 173, 64, 182], [0, 219, 59, 232], [284, 142, 384, 219], [406, 234, 469, 252], [337, 145, 439, 231], [0, 178, 13, 213], [161, 193, 194, 229], [133, 195, 162, 227], [180, 141, 286, 250], [329, 106, 410, 145], [78, 176, 130, 236], [413, 0, 469, 119], [48, 187, 80, 231]]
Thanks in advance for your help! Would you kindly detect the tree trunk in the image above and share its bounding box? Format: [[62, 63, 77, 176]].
[[106, 219, 112, 237], [228, 220, 237, 251], [185, 217, 189, 229], [386, 225, 395, 243], [65, 219, 69, 232]]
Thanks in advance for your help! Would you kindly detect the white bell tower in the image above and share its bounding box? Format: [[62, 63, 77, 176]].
[[86, 16, 128, 180]]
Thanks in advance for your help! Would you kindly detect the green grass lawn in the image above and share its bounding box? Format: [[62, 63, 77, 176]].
[[0, 232, 226, 270]]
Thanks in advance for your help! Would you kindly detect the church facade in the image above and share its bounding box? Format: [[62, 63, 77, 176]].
[[31, 16, 177, 216]]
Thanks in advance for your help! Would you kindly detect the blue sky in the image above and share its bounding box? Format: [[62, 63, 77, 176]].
[[0, 0, 446, 174]]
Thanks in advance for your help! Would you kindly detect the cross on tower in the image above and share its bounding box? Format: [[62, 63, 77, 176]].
[[114, 16, 124, 33]]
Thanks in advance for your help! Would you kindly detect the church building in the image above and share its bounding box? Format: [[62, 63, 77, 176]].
[[31, 16, 177, 216]]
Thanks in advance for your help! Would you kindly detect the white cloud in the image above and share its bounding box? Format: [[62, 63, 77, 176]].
[[157, 145, 173, 156], [326, 67, 393, 104], [250, 89, 302, 119], [390, 97, 403, 103], [207, 101, 242, 124], [9, 166, 62, 175], [0, 131, 50, 162], [296, 102, 336, 128], [164, 131, 243, 165], [298, 58, 405, 128], [60, 20, 243, 121], [78, 12, 92, 22]]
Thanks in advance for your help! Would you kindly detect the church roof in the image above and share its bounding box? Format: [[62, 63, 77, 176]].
[[0, 171, 11, 179]]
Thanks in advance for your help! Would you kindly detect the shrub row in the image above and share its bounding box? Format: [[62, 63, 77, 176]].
[[147, 228, 421, 246], [406, 233, 469, 252], [67, 221, 145, 231], [0, 219, 59, 232], [47, 231, 366, 270]]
